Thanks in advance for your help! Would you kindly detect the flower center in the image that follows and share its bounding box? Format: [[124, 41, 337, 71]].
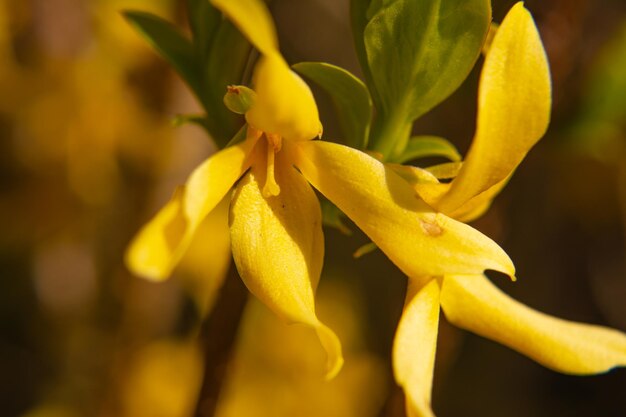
[[262, 132, 283, 198]]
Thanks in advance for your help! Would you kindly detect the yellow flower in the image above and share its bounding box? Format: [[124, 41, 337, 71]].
[[388, 4, 626, 417], [125, 0, 515, 380]]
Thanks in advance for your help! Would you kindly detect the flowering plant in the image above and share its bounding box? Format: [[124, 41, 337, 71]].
[[124, 1, 626, 415]]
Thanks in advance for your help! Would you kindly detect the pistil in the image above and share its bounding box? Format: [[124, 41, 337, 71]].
[[262, 133, 282, 198]]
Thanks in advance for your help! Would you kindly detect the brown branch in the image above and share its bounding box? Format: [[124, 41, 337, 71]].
[[194, 261, 248, 417]]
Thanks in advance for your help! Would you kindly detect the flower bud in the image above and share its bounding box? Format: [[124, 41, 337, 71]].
[[223, 85, 257, 114]]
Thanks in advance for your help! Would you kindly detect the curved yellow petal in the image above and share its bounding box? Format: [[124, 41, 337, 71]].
[[393, 279, 440, 417], [290, 141, 515, 278], [125, 187, 188, 281], [437, 3, 551, 213], [230, 146, 343, 378], [386, 163, 449, 209], [440, 274, 626, 374], [446, 175, 510, 223], [246, 53, 322, 141], [424, 162, 462, 181], [178, 196, 232, 317], [125, 133, 258, 280], [387, 163, 506, 223], [184, 130, 259, 224], [210, 0, 321, 141], [387, 163, 440, 185], [210, 0, 278, 55]]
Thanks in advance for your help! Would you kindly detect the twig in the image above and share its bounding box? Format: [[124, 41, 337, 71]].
[[193, 261, 248, 417]]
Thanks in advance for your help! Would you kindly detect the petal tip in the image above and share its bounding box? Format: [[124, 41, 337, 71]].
[[124, 243, 171, 282], [315, 323, 344, 380], [324, 354, 344, 381]]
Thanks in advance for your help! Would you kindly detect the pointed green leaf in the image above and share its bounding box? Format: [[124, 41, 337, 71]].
[[321, 199, 352, 235], [294, 62, 372, 149], [185, 0, 251, 146], [353, 242, 378, 258], [125, 6, 251, 149], [203, 20, 251, 146], [124, 11, 201, 96], [185, 0, 243, 144], [364, 0, 490, 122], [225, 125, 250, 148], [186, 0, 221, 60], [572, 23, 626, 141], [394, 135, 461, 164], [366, 0, 389, 19], [568, 23, 626, 163], [351, 0, 382, 111], [171, 114, 210, 130]]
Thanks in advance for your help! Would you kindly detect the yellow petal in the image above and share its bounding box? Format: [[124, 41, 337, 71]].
[[229, 146, 343, 378], [437, 3, 551, 213], [210, 0, 322, 140], [446, 175, 510, 223], [424, 162, 462, 181], [210, 0, 278, 55], [178, 196, 232, 317], [387, 163, 440, 185], [246, 53, 322, 141], [184, 130, 260, 224], [290, 141, 515, 278], [440, 274, 626, 374], [125, 187, 188, 281], [125, 134, 257, 280], [386, 163, 449, 209], [393, 279, 440, 417], [387, 163, 504, 223]]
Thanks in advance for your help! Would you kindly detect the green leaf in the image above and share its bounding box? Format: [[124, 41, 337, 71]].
[[186, 0, 221, 60], [394, 135, 461, 164], [185, 0, 240, 143], [321, 199, 352, 235], [364, 0, 490, 122], [203, 20, 252, 146], [225, 125, 249, 148], [351, 0, 382, 111], [565, 23, 626, 164], [578, 23, 626, 132], [365, 0, 388, 19], [171, 114, 209, 129], [293, 62, 372, 149], [125, 7, 252, 149], [123, 11, 201, 96], [353, 242, 378, 258]]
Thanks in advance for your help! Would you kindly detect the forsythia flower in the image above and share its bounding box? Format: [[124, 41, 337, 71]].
[[387, 4, 626, 417], [125, 0, 516, 379]]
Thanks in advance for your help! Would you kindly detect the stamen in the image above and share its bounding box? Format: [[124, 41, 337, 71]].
[[266, 133, 282, 152], [247, 126, 263, 142], [262, 136, 281, 198]]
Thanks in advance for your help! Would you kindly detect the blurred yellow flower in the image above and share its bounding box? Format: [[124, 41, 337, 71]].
[[20, 405, 78, 417], [1, 0, 175, 206], [177, 196, 232, 316], [126, 0, 514, 381], [122, 340, 203, 417], [386, 4, 626, 417], [215, 282, 387, 417], [126, 0, 341, 379]]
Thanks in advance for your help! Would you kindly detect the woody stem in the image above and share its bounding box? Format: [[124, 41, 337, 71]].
[[193, 260, 248, 417]]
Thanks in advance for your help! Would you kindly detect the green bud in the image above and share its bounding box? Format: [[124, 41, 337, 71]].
[[223, 85, 257, 114]]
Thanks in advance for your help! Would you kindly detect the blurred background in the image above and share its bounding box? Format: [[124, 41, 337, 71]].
[[1, 0, 625, 416]]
